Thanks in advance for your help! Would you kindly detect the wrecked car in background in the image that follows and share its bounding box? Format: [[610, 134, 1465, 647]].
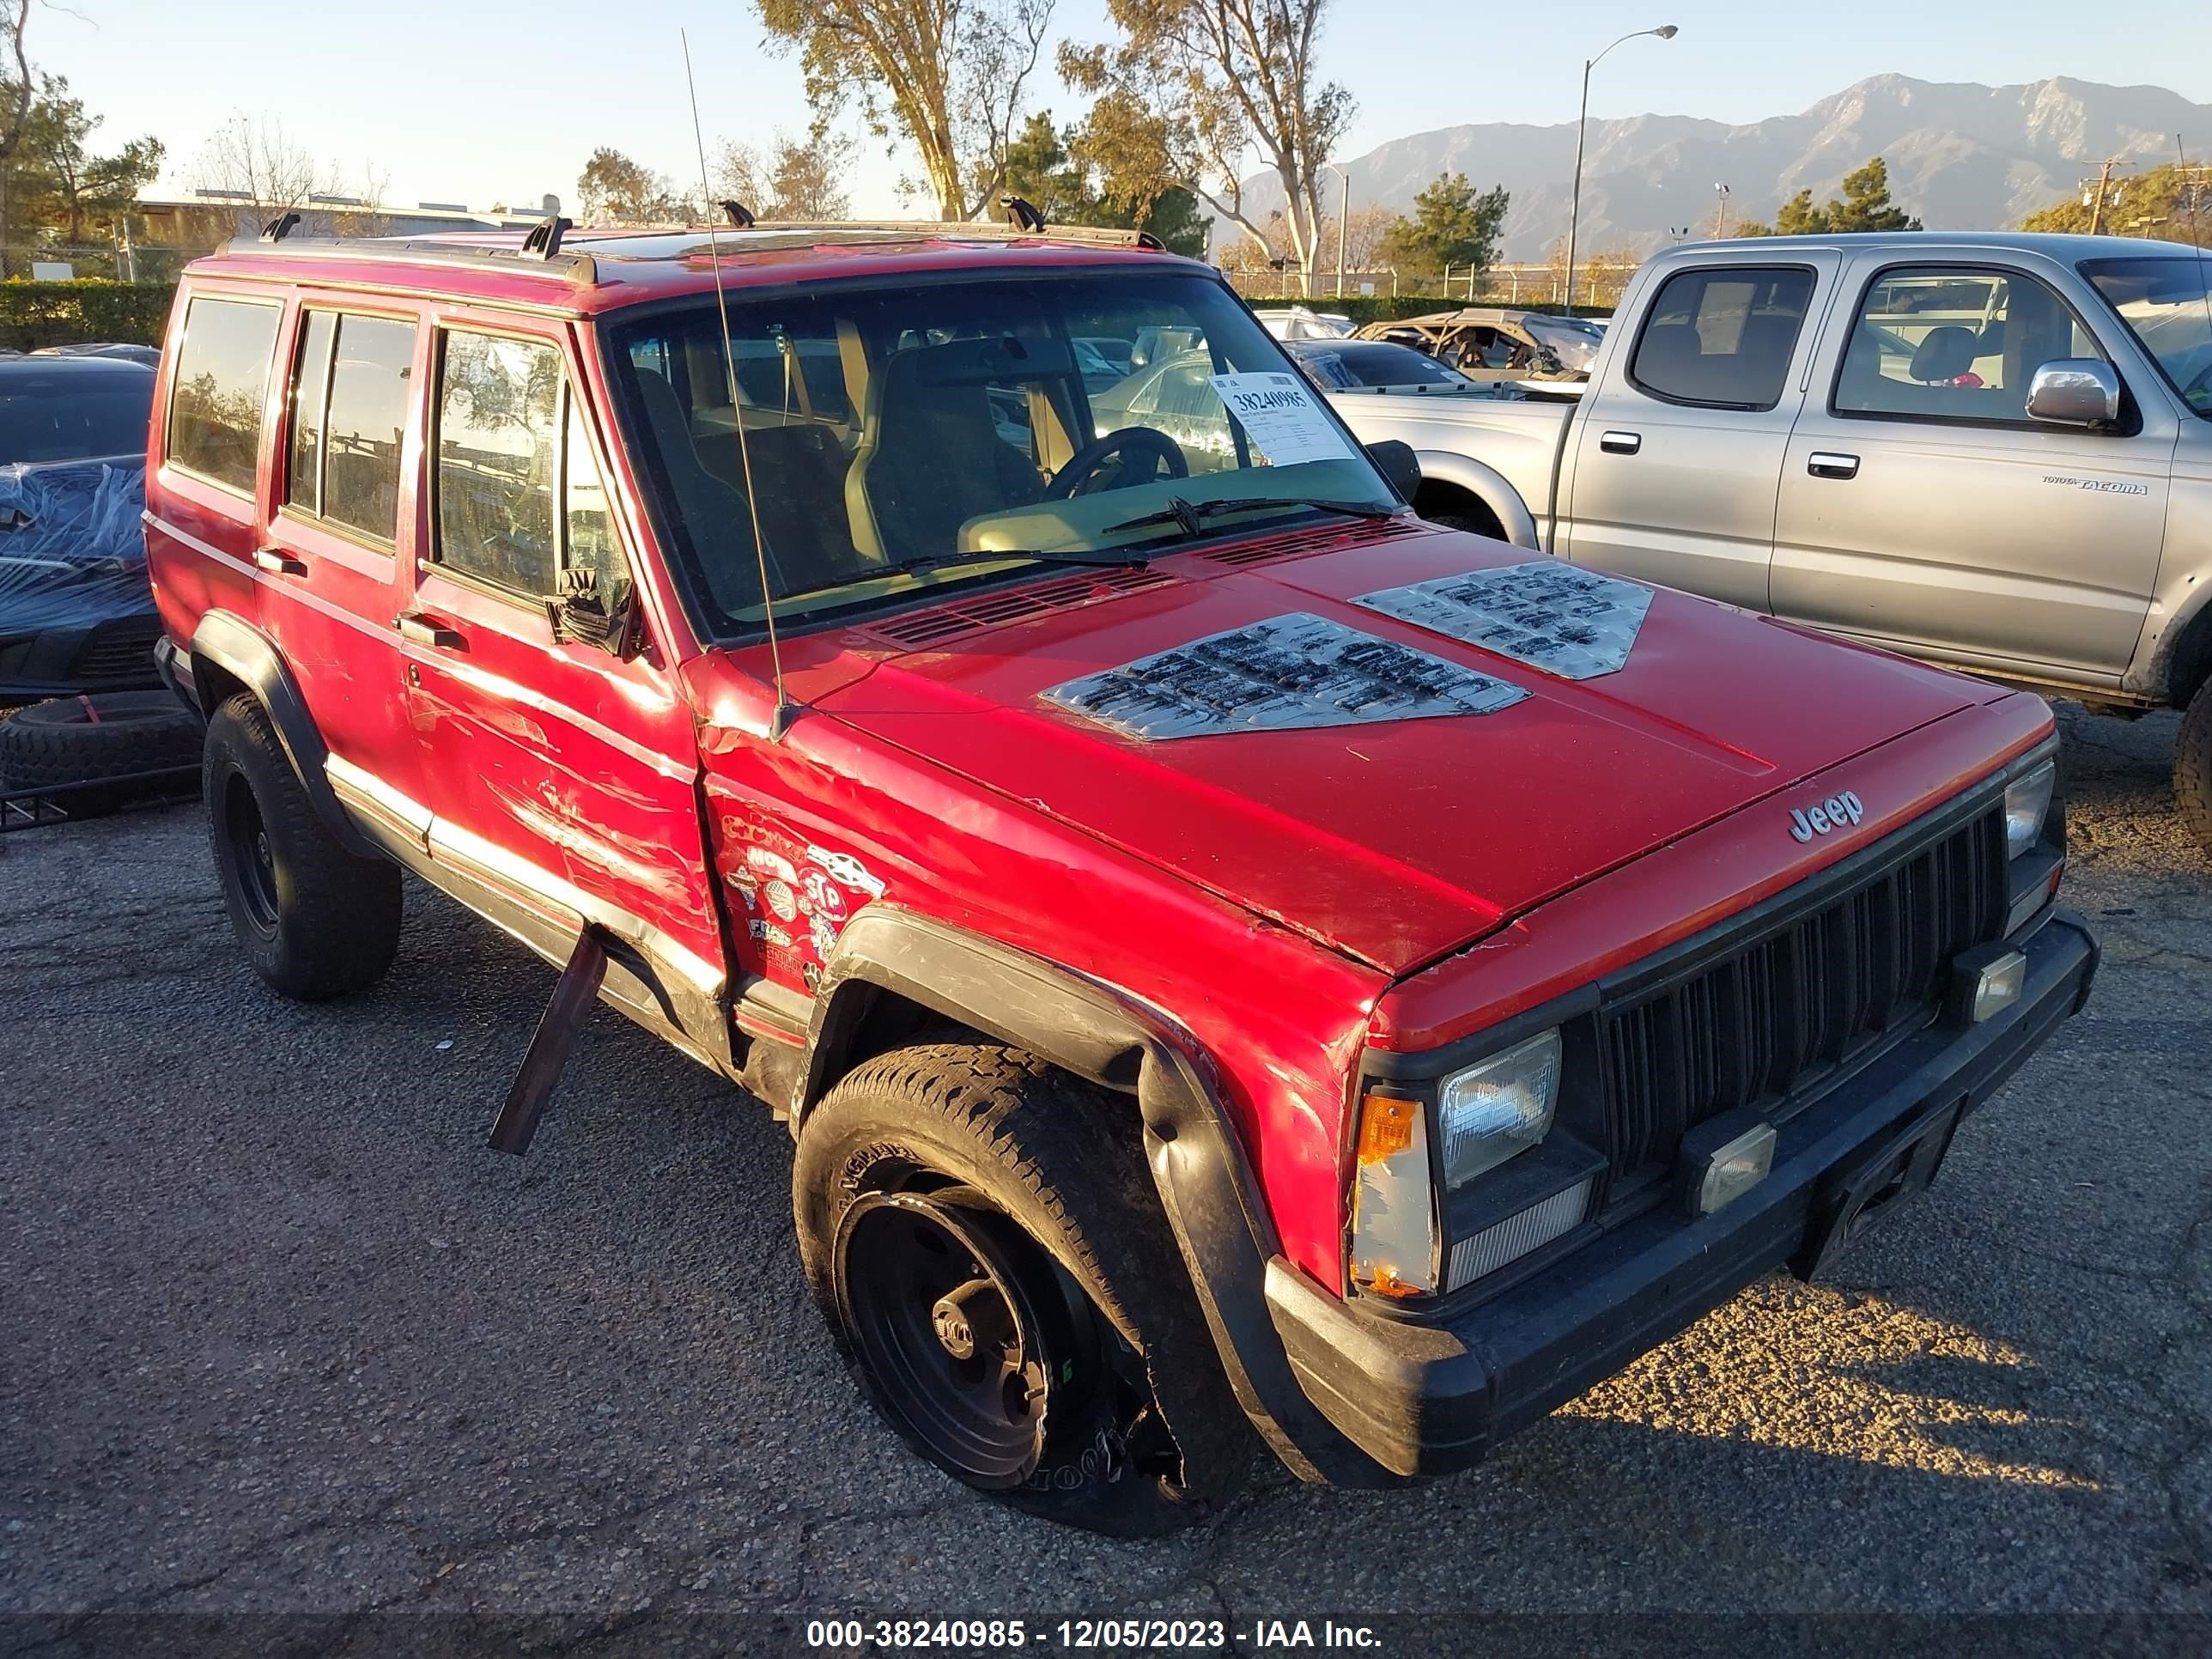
[[148, 215, 2094, 1536], [1353, 306, 1590, 386], [0, 356, 160, 702]]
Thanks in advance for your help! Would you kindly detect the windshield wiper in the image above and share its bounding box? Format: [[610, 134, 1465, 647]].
[[774, 545, 1157, 605], [1104, 494, 1398, 544]]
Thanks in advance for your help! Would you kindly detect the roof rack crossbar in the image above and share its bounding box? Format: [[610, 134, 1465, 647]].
[[216, 234, 600, 286]]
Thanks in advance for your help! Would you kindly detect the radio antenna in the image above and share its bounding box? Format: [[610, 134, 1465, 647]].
[[682, 27, 796, 741]]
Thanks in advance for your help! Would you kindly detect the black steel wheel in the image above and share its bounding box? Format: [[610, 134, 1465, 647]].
[[794, 1041, 1255, 1535], [835, 1188, 1067, 1488], [221, 767, 281, 933]]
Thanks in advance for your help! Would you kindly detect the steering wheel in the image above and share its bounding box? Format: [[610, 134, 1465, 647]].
[[2180, 355, 2212, 404], [1044, 426, 1189, 500]]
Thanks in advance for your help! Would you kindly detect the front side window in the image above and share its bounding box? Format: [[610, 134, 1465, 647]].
[[1835, 266, 2105, 423], [434, 331, 560, 594], [602, 270, 1394, 634], [288, 311, 415, 541], [166, 295, 281, 491], [433, 330, 629, 604], [1629, 266, 1814, 410], [2082, 257, 2212, 419]]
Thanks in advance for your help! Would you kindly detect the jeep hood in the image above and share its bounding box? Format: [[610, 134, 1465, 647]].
[[812, 526, 1986, 976]]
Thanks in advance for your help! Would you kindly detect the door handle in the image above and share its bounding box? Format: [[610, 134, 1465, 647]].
[[395, 611, 467, 650], [252, 547, 308, 577], [1808, 452, 1860, 480], [1599, 430, 1642, 455]]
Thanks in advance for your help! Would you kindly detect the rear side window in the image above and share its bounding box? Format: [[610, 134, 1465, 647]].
[[288, 312, 416, 543], [1629, 267, 1814, 410], [434, 331, 561, 594], [167, 295, 281, 491]]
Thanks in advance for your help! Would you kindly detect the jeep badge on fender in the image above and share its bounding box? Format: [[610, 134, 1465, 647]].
[[1790, 791, 1867, 842]]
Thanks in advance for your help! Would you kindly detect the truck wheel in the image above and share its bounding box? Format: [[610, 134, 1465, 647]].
[[793, 1040, 1255, 1535], [2179, 678, 2212, 856], [204, 692, 402, 1000]]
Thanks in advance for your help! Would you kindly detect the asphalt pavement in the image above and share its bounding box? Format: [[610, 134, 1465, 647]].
[[3, 705, 2209, 1656]]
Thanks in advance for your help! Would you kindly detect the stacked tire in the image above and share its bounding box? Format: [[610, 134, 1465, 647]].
[[0, 691, 204, 817]]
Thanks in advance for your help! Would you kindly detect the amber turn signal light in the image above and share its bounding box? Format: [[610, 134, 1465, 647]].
[[1355, 1093, 1419, 1164]]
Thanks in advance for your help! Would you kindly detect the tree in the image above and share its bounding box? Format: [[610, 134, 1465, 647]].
[[2021, 159, 2211, 245], [576, 147, 690, 226], [997, 108, 1212, 256], [1062, 0, 1352, 292], [717, 129, 859, 220], [752, 0, 1052, 222], [14, 74, 162, 244], [0, 0, 34, 271], [1735, 156, 1919, 237], [1376, 173, 1508, 281]]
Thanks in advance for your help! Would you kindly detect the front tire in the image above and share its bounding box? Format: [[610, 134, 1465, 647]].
[[2179, 678, 2212, 856], [793, 1041, 1255, 1535], [204, 693, 402, 1000]]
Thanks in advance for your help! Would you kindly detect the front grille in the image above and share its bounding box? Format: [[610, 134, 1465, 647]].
[[68, 616, 163, 684], [1599, 806, 2008, 1182]]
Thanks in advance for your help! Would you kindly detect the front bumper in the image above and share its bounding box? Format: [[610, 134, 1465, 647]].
[[1263, 908, 2098, 1480]]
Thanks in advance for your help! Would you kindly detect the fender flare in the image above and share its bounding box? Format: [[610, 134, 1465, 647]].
[[799, 904, 1385, 1486], [188, 610, 378, 858], [2142, 582, 2212, 708], [1409, 449, 1540, 549]]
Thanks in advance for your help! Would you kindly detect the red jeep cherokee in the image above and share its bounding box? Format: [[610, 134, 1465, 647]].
[[146, 218, 2095, 1534]]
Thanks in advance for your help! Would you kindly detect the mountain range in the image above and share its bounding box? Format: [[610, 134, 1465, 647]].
[[1236, 75, 2212, 263]]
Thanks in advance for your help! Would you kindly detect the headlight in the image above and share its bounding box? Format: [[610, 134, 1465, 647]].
[[1437, 1029, 1562, 1188], [2003, 760, 2056, 859]]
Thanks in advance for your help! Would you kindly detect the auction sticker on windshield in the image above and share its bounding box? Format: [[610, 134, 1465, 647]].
[[1210, 371, 1356, 465]]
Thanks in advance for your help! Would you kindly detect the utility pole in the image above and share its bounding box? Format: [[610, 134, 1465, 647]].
[[2080, 158, 2135, 236], [1711, 183, 1731, 239]]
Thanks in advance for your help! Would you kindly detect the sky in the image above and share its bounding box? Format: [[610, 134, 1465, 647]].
[[35, 0, 2212, 221]]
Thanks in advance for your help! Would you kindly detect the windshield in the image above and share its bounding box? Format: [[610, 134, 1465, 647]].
[[2081, 256, 2212, 418], [602, 270, 1394, 630], [0, 374, 153, 465]]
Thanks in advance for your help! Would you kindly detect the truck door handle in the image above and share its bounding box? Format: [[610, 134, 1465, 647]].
[[1599, 430, 1642, 455], [252, 547, 308, 576], [395, 611, 467, 650], [1808, 452, 1860, 480]]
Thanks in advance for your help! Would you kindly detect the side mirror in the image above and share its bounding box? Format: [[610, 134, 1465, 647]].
[[2027, 358, 2120, 428], [550, 566, 637, 655], [1365, 438, 1422, 502]]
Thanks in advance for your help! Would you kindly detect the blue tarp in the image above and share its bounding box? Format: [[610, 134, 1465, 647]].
[[0, 457, 149, 632]]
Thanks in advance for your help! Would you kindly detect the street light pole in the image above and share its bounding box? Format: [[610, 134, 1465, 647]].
[[1322, 162, 1349, 297], [1564, 22, 1677, 316]]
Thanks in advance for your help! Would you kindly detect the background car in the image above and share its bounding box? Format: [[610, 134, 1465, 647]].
[[0, 356, 159, 702], [1285, 337, 1488, 394], [1255, 306, 1355, 341]]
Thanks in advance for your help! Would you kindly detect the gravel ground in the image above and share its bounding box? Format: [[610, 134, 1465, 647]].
[[2, 705, 2208, 1655]]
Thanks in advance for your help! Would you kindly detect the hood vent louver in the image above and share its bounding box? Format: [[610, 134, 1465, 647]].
[[1201, 515, 1430, 569], [858, 564, 1177, 650]]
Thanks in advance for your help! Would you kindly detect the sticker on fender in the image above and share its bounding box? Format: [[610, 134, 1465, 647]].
[[1208, 371, 1356, 466]]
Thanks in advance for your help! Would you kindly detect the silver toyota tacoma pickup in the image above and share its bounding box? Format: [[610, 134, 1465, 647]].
[[1314, 233, 2212, 849]]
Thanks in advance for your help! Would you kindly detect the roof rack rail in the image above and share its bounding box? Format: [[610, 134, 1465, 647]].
[[741, 217, 1158, 248], [216, 234, 599, 287]]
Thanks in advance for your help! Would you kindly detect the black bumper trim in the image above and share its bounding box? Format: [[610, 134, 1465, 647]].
[[1266, 908, 2098, 1480]]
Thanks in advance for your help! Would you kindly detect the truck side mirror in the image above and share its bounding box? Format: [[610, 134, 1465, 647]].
[[1365, 438, 1422, 502], [2026, 359, 2120, 428]]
